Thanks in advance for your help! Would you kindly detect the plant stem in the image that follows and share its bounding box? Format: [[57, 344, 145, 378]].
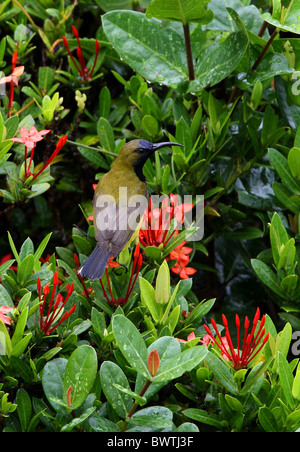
[[120, 379, 152, 432], [251, 29, 278, 72], [183, 23, 195, 81], [66, 138, 118, 157], [228, 28, 278, 107]]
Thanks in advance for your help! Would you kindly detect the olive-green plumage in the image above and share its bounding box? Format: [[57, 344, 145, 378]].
[[78, 139, 182, 280]]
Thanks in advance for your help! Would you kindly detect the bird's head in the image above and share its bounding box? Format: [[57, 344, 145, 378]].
[[114, 139, 183, 181]]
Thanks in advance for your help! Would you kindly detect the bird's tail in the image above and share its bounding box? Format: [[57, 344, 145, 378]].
[[77, 246, 111, 281]]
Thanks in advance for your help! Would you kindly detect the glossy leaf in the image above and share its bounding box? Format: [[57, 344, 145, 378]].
[[205, 351, 238, 395], [63, 345, 98, 410], [278, 351, 295, 410], [112, 315, 151, 379], [258, 406, 278, 432], [42, 358, 68, 413], [288, 147, 300, 180], [251, 258, 287, 298], [153, 345, 207, 383], [189, 31, 248, 94], [146, 0, 213, 25], [100, 361, 133, 417], [102, 11, 188, 89], [262, 1, 300, 34], [16, 389, 32, 432], [268, 147, 300, 194]]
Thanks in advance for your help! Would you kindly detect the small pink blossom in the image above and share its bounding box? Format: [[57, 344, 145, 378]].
[[0, 306, 13, 325], [11, 126, 50, 150], [0, 65, 24, 87]]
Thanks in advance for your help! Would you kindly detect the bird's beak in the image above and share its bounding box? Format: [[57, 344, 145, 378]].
[[152, 142, 184, 151]]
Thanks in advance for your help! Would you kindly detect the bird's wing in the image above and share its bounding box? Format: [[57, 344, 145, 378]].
[[93, 191, 148, 257]]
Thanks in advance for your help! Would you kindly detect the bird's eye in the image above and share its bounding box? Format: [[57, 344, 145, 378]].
[[136, 148, 146, 154]]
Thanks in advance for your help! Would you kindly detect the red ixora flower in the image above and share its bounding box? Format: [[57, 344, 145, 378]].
[[100, 244, 143, 306], [37, 272, 76, 335], [139, 194, 193, 249], [32, 134, 68, 180], [204, 308, 269, 370], [62, 26, 100, 82], [0, 50, 24, 117], [168, 239, 196, 280]]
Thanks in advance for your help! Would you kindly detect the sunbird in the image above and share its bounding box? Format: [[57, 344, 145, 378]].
[[78, 139, 183, 280]]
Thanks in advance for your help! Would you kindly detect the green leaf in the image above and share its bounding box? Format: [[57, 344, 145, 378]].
[[251, 259, 287, 298], [11, 307, 28, 346], [292, 363, 300, 401], [288, 147, 300, 180], [139, 277, 160, 323], [272, 182, 300, 214], [153, 345, 207, 383], [8, 231, 21, 266], [95, 0, 133, 12], [61, 406, 96, 432], [269, 212, 289, 267], [281, 275, 298, 295], [0, 318, 12, 356], [183, 298, 215, 326], [63, 345, 98, 410], [278, 351, 295, 410], [268, 148, 300, 194], [33, 232, 52, 272], [0, 284, 14, 308], [184, 408, 225, 428], [17, 254, 35, 286], [38, 66, 55, 91], [206, 0, 265, 35], [100, 361, 133, 418], [258, 406, 278, 432], [277, 322, 292, 359], [155, 260, 170, 305], [240, 359, 272, 396], [89, 415, 119, 432], [97, 117, 115, 153], [42, 358, 68, 413], [277, 238, 296, 270], [146, 0, 213, 25], [262, 1, 300, 34], [188, 31, 248, 94], [4, 115, 19, 139], [11, 333, 33, 358], [112, 315, 151, 379], [205, 351, 238, 394], [16, 389, 32, 432], [102, 11, 188, 89], [128, 406, 173, 431]]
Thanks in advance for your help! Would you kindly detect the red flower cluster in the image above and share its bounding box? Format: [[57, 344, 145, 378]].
[[168, 238, 196, 279], [37, 272, 75, 335], [100, 244, 143, 306], [139, 194, 193, 248], [63, 26, 100, 82], [139, 194, 196, 279], [204, 308, 269, 370]]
